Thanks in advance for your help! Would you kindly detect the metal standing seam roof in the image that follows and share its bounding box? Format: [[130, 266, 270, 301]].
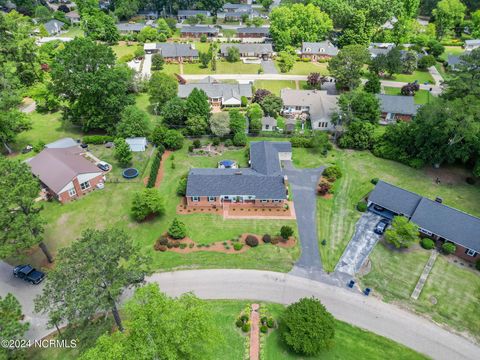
[[368, 180, 422, 217], [220, 43, 273, 56], [27, 147, 100, 193], [178, 83, 252, 100], [186, 142, 292, 199], [411, 198, 480, 252], [376, 94, 418, 116], [301, 41, 339, 56]]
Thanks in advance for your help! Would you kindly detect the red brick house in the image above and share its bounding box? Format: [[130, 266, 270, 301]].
[[180, 26, 219, 38], [236, 27, 269, 39], [376, 94, 418, 124], [28, 146, 105, 203]]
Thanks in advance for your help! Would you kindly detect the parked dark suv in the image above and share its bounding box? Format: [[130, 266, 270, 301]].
[[13, 265, 45, 284], [374, 219, 389, 235]]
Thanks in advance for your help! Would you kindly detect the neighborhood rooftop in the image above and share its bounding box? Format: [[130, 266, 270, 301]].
[[220, 43, 273, 55], [249, 141, 291, 176], [116, 23, 150, 32], [237, 27, 270, 34], [301, 41, 339, 56], [178, 10, 211, 16], [377, 94, 418, 116], [280, 89, 338, 123], [368, 180, 422, 217], [178, 81, 252, 101], [180, 25, 219, 34], [145, 43, 198, 58]]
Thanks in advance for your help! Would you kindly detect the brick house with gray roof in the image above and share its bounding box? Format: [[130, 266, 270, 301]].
[[377, 94, 418, 124], [220, 43, 273, 59], [143, 43, 198, 62], [368, 180, 480, 262], [180, 25, 219, 38], [300, 41, 339, 60], [185, 142, 291, 209]]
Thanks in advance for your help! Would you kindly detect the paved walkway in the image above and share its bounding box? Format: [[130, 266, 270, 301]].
[[335, 212, 383, 276], [249, 304, 260, 360], [261, 60, 278, 74], [411, 251, 438, 300], [282, 161, 325, 280], [141, 54, 152, 79]]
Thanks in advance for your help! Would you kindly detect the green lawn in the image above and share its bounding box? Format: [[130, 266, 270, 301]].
[[362, 244, 480, 341], [28, 300, 426, 360], [183, 60, 261, 74], [62, 26, 84, 38], [253, 80, 297, 95], [25, 138, 299, 272], [439, 45, 465, 61], [313, 149, 480, 272], [390, 70, 435, 84], [383, 86, 433, 105], [111, 43, 141, 59], [160, 63, 181, 75], [276, 61, 329, 75]]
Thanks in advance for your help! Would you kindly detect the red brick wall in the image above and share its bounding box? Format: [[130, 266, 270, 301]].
[[57, 174, 104, 204], [454, 245, 479, 263], [186, 196, 285, 208], [238, 33, 264, 38]]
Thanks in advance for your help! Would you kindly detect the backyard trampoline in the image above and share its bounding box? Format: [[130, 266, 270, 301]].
[[122, 168, 139, 179]]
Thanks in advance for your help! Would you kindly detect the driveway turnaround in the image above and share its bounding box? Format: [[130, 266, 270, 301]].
[[282, 161, 324, 279], [261, 60, 278, 74], [139, 270, 479, 360], [335, 212, 383, 276]]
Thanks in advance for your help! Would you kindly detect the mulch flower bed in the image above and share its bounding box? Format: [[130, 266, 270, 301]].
[[153, 233, 296, 254]]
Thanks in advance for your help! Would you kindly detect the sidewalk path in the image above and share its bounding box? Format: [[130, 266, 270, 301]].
[[249, 304, 260, 360]]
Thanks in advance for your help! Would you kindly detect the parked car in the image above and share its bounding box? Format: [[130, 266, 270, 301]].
[[97, 162, 110, 171], [373, 204, 384, 211], [374, 219, 389, 235], [13, 265, 45, 284]]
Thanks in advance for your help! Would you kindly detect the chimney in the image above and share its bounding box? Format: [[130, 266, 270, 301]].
[[435, 197, 443, 203]]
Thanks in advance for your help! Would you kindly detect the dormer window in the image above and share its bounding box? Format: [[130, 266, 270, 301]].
[[320, 48, 325, 52]]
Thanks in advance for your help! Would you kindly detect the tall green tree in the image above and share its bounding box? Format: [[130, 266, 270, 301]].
[[337, 90, 381, 125], [80, 284, 220, 360], [260, 94, 283, 117], [403, 0, 421, 18], [116, 105, 151, 138], [82, 10, 120, 44], [113, 0, 140, 20], [328, 45, 370, 90], [0, 293, 29, 360], [131, 188, 165, 221], [442, 49, 480, 100], [148, 72, 178, 114], [161, 97, 187, 128], [51, 38, 134, 132], [229, 109, 246, 134], [277, 50, 296, 73], [432, 0, 466, 38], [186, 88, 211, 120], [385, 216, 419, 248], [114, 137, 133, 167], [34, 228, 148, 332], [270, 3, 333, 50], [0, 158, 53, 262]]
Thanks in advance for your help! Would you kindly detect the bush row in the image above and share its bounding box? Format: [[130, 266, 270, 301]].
[[83, 135, 114, 144], [146, 146, 165, 188]]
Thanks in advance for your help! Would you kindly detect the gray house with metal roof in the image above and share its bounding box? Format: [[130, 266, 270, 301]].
[[185, 142, 291, 209], [377, 94, 418, 124], [368, 180, 480, 262]]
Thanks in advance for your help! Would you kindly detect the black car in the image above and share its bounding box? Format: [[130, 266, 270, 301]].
[[374, 220, 389, 235], [13, 265, 45, 284]]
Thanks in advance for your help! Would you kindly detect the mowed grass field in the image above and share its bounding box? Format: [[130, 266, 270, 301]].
[[383, 86, 433, 105], [253, 80, 297, 95], [362, 243, 480, 341], [28, 300, 427, 360], [183, 60, 261, 74], [390, 70, 435, 84], [275, 60, 329, 75]]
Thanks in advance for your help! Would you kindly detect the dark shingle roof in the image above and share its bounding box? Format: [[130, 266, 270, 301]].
[[377, 94, 418, 116], [178, 10, 211, 17], [116, 23, 149, 32], [237, 27, 269, 35], [155, 43, 198, 58], [411, 198, 480, 252], [368, 180, 422, 217], [44, 19, 65, 35], [250, 142, 291, 175], [178, 82, 252, 100], [220, 43, 273, 56], [181, 26, 219, 34], [301, 41, 339, 56]]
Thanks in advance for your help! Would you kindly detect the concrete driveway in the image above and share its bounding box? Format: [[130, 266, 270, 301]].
[[141, 54, 152, 79], [335, 212, 383, 276], [261, 60, 278, 74], [282, 161, 324, 279]]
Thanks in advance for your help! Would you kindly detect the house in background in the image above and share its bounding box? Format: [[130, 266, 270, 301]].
[[299, 41, 339, 61], [447, 54, 465, 71], [44, 19, 65, 35], [177, 10, 211, 20], [220, 43, 273, 59], [280, 89, 338, 131], [217, 3, 256, 21], [27, 146, 104, 203], [376, 94, 418, 124], [185, 142, 291, 210], [464, 39, 480, 52], [126, 137, 147, 152], [178, 77, 252, 108], [180, 25, 219, 38], [117, 23, 151, 33], [368, 43, 395, 58], [261, 116, 277, 131], [137, 10, 159, 20], [236, 27, 270, 40], [143, 43, 198, 62], [368, 180, 480, 263], [65, 10, 80, 24]]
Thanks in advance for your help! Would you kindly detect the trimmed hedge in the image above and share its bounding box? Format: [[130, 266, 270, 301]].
[[146, 147, 165, 188], [262, 234, 271, 243], [245, 235, 259, 247], [442, 242, 456, 254], [357, 201, 367, 212], [233, 243, 243, 251], [83, 135, 114, 144], [476, 260, 480, 271], [420, 238, 435, 250]]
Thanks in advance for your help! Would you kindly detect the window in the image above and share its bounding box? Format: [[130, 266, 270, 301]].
[[295, 106, 301, 111], [192, 196, 200, 202], [265, 124, 270, 130], [272, 200, 281, 203], [80, 181, 90, 191], [260, 200, 268, 203], [466, 249, 477, 257], [419, 228, 433, 236], [68, 188, 76, 197], [208, 196, 216, 202]]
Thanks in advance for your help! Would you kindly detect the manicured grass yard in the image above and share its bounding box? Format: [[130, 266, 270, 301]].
[[275, 61, 329, 75], [362, 244, 480, 341], [160, 63, 181, 75], [62, 26, 84, 38], [390, 70, 434, 84], [111, 43, 141, 60], [253, 80, 297, 95], [183, 60, 261, 74], [311, 149, 480, 272], [439, 46, 465, 61], [383, 86, 433, 105]]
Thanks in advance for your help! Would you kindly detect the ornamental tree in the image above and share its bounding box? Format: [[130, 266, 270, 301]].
[[168, 218, 187, 239], [114, 137, 132, 167], [131, 188, 165, 221], [148, 72, 178, 114], [307, 72, 327, 90], [280, 297, 335, 355], [385, 216, 419, 248]]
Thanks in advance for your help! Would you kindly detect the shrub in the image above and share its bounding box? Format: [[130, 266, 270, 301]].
[[193, 139, 201, 148], [233, 132, 247, 147], [224, 139, 233, 147], [260, 325, 268, 333], [158, 245, 167, 252], [240, 314, 249, 322], [357, 201, 367, 212], [371, 178, 379, 185], [245, 235, 259, 247], [267, 318, 275, 328], [168, 218, 187, 239], [290, 135, 312, 148], [147, 149, 162, 188], [173, 242, 180, 248], [442, 242, 456, 254], [189, 243, 194, 248], [241, 323, 250, 332], [167, 243, 173, 249], [280, 225, 294, 240], [179, 243, 187, 249], [212, 137, 220, 146], [236, 319, 244, 327], [188, 145, 194, 152], [466, 177, 476, 185], [323, 165, 342, 182], [420, 238, 435, 250], [131, 188, 165, 221], [176, 175, 188, 196], [262, 234, 271, 243], [476, 260, 480, 271], [83, 135, 114, 144], [233, 243, 243, 251], [271, 236, 281, 245], [261, 316, 268, 324], [317, 180, 331, 195], [158, 236, 168, 246]]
